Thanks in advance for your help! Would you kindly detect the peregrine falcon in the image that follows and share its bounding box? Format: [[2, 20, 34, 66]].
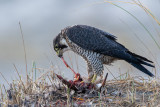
[[53, 25, 154, 83]]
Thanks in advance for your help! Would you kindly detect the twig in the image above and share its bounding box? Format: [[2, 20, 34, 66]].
[[104, 66, 117, 80], [19, 22, 28, 82], [0, 72, 9, 86], [13, 64, 26, 92]]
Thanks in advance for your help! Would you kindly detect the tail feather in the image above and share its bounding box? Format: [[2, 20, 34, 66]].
[[129, 62, 154, 77], [127, 51, 154, 67], [126, 51, 154, 77], [139, 60, 154, 67], [127, 51, 153, 63]]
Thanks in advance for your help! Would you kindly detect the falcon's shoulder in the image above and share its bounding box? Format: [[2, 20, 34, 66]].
[[63, 25, 129, 59], [63, 25, 121, 53], [65, 25, 117, 41]]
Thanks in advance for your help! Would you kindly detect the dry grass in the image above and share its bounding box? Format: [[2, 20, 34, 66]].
[[1, 68, 160, 107]]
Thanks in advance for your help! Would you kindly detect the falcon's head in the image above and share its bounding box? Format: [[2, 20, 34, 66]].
[[53, 33, 69, 58]]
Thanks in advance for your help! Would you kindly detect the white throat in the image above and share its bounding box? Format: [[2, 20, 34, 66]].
[[61, 38, 71, 52]]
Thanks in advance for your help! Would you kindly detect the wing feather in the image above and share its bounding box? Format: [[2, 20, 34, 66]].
[[65, 25, 129, 59]]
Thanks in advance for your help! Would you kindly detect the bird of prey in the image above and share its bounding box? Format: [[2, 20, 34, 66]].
[[53, 25, 154, 83]]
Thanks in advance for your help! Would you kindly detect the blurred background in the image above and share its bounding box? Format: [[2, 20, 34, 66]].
[[0, 0, 160, 86]]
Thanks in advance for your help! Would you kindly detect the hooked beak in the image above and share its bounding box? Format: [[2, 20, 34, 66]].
[[56, 50, 63, 58]]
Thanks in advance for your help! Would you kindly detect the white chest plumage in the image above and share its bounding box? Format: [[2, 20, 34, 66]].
[[65, 36, 105, 76]]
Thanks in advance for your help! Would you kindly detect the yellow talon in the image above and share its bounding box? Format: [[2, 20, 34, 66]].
[[91, 74, 97, 83], [80, 81, 84, 83]]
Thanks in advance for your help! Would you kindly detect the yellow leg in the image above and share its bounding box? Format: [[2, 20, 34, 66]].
[[91, 74, 97, 83]]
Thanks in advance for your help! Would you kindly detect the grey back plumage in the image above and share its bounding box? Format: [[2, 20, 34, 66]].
[[65, 25, 129, 60]]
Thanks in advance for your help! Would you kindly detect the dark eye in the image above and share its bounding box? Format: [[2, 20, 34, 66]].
[[54, 45, 58, 51]]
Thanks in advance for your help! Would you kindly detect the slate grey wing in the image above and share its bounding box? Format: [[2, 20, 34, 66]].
[[77, 25, 117, 41], [65, 25, 154, 77], [65, 25, 129, 60]]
